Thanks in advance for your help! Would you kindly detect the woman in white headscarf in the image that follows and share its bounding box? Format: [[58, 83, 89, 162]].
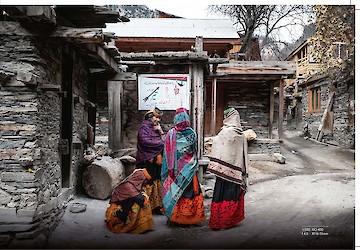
[[207, 107, 248, 230]]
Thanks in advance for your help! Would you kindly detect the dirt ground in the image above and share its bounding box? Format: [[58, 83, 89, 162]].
[[9, 130, 355, 249]]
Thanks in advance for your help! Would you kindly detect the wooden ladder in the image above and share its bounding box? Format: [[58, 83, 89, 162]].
[[315, 91, 335, 141]]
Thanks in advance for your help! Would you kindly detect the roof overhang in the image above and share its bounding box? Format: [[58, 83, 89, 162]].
[[297, 73, 327, 86], [209, 61, 296, 83], [117, 51, 209, 66], [285, 39, 309, 60], [114, 37, 240, 56], [0, 5, 125, 76]]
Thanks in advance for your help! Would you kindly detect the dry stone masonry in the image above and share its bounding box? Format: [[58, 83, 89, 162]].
[[0, 23, 90, 246]]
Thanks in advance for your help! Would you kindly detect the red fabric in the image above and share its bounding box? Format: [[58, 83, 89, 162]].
[[110, 169, 151, 203], [209, 193, 245, 229], [174, 108, 190, 131]]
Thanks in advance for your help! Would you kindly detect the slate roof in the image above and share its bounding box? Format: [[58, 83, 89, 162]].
[[104, 18, 239, 39]]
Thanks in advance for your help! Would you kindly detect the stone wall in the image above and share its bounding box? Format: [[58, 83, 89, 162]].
[[332, 79, 355, 148], [301, 77, 355, 149], [226, 83, 276, 138], [247, 139, 281, 155], [0, 23, 89, 246], [71, 54, 91, 192]]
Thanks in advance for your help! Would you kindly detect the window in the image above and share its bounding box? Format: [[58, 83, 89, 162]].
[[309, 87, 321, 112], [332, 42, 347, 59]]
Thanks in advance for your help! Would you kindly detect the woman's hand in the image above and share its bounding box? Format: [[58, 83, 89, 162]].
[[153, 123, 162, 132], [154, 123, 165, 140]]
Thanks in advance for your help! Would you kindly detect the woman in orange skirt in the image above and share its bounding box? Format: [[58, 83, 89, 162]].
[[161, 108, 206, 226], [136, 108, 165, 214], [105, 169, 154, 234]]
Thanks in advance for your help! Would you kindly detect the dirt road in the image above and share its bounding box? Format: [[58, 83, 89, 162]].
[[14, 130, 354, 249]]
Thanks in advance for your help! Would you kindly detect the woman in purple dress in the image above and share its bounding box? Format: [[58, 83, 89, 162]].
[[136, 107, 165, 214]]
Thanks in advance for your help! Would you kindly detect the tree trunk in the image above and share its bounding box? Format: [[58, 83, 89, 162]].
[[82, 156, 125, 200]]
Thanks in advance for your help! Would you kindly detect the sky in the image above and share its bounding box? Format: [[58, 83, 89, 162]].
[[135, 0, 357, 19], [145, 2, 221, 19], [121, 0, 356, 19], [2, 0, 358, 14]]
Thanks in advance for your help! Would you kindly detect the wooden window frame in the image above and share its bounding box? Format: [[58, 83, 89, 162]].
[[308, 87, 321, 112]]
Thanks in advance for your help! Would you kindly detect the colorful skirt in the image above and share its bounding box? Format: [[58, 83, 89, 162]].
[[105, 192, 154, 234], [137, 155, 163, 211], [209, 177, 245, 229], [169, 174, 206, 225]]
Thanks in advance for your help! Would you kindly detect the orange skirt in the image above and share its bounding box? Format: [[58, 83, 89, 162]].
[[143, 179, 163, 210], [105, 192, 154, 234], [169, 175, 206, 225]]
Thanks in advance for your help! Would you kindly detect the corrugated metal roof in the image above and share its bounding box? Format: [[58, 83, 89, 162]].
[[104, 18, 239, 39]]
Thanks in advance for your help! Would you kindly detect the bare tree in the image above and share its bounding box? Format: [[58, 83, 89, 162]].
[[209, 5, 314, 60]]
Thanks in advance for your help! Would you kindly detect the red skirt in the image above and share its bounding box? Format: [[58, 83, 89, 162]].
[[209, 177, 245, 229]]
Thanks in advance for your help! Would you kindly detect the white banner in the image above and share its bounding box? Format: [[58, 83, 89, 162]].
[[138, 74, 190, 110]]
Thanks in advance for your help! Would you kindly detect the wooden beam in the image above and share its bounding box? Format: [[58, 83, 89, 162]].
[[111, 72, 136, 81], [85, 44, 119, 74], [118, 51, 208, 62], [269, 82, 274, 139], [278, 78, 284, 139], [192, 37, 205, 183], [50, 27, 103, 43], [216, 61, 296, 76], [0, 21, 105, 45], [211, 77, 217, 135], [1, 6, 56, 24], [118, 61, 156, 65], [208, 73, 284, 82], [208, 58, 229, 64], [108, 79, 123, 150]]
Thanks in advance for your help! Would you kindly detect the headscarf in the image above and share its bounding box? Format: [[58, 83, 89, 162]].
[[223, 107, 243, 131], [136, 108, 164, 163], [110, 169, 151, 203], [144, 107, 163, 120], [161, 108, 198, 219], [207, 108, 248, 191]]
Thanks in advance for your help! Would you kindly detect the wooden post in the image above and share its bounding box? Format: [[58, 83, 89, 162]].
[[190, 65, 196, 130], [191, 36, 205, 183], [194, 63, 204, 159], [211, 77, 217, 135], [278, 79, 284, 139], [108, 79, 123, 151], [269, 82, 274, 139]]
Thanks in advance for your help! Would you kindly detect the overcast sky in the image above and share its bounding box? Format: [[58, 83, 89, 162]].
[[145, 2, 221, 19], [3, 0, 358, 13]]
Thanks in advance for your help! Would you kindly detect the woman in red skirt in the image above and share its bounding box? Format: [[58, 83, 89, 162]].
[[207, 107, 249, 230]]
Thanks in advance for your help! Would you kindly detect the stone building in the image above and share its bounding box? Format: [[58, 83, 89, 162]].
[[297, 73, 355, 149], [0, 6, 126, 246], [284, 17, 355, 149]]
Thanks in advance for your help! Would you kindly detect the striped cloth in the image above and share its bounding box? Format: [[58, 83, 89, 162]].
[[207, 108, 248, 192], [161, 108, 198, 219]]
